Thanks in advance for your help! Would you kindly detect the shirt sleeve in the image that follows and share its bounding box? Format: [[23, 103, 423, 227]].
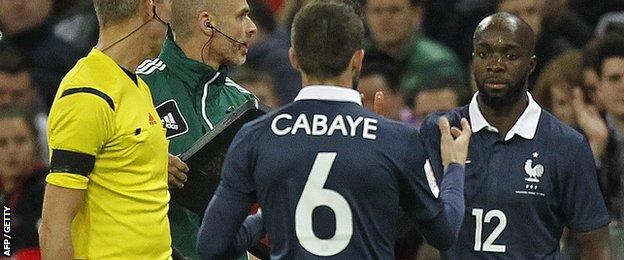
[[397, 128, 442, 221], [561, 138, 611, 232], [419, 113, 446, 182], [213, 123, 258, 203], [397, 127, 465, 250], [197, 124, 264, 258], [46, 87, 115, 189], [197, 193, 264, 259]]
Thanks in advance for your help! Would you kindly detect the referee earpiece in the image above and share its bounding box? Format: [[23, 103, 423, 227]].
[[205, 21, 213, 29]]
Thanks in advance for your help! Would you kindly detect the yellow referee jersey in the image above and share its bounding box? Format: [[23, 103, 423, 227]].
[[46, 49, 172, 259]]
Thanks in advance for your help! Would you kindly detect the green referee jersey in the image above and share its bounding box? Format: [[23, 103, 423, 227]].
[[139, 37, 256, 260]]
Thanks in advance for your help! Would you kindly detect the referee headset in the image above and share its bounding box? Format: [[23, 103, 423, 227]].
[[200, 12, 246, 64], [204, 21, 246, 46], [100, 1, 170, 52]]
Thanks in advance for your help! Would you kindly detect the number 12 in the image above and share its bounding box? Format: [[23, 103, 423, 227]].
[[472, 208, 507, 253]]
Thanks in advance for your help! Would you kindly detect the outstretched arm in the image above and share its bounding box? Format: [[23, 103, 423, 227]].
[[418, 117, 471, 250], [418, 163, 465, 250]]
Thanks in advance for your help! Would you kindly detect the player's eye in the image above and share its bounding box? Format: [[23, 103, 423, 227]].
[[607, 74, 622, 83], [506, 53, 518, 60], [15, 136, 30, 147], [388, 6, 402, 14]]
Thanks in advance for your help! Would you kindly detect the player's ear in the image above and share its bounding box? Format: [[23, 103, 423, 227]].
[[350, 49, 365, 72], [143, 0, 155, 20], [199, 11, 214, 37], [289, 48, 300, 70], [529, 55, 537, 74]]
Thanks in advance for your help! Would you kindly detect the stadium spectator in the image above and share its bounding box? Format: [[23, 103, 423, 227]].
[[532, 50, 610, 259], [0, 107, 46, 260], [39, 0, 173, 258], [0, 0, 84, 109], [137, 0, 258, 258], [230, 67, 280, 109], [420, 12, 610, 259], [595, 34, 624, 259], [582, 39, 603, 111], [364, 0, 465, 105], [0, 43, 48, 162], [534, 50, 609, 158], [359, 51, 403, 121], [198, 0, 471, 258], [410, 79, 465, 128], [246, 0, 301, 104]]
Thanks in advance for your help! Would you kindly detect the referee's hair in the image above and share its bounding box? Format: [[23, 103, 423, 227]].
[[291, 0, 365, 79], [93, 0, 145, 27]]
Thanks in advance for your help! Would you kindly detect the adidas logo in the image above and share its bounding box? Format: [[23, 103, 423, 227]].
[[162, 112, 179, 130], [148, 113, 158, 125]]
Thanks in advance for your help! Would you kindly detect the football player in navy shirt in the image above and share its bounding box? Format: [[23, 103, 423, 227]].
[[196, 0, 473, 259], [420, 12, 611, 259]]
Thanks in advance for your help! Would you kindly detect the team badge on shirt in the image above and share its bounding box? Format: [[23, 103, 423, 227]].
[[515, 152, 545, 196], [155, 99, 189, 139]]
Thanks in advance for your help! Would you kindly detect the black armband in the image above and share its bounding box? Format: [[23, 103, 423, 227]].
[[50, 149, 96, 176]]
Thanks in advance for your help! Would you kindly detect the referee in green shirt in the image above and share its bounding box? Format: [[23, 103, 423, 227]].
[[138, 0, 258, 259]]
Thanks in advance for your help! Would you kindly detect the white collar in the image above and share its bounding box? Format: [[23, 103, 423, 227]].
[[294, 85, 362, 106], [469, 91, 542, 141]]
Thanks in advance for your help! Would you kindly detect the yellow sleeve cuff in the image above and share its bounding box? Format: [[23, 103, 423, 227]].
[[46, 172, 89, 190]]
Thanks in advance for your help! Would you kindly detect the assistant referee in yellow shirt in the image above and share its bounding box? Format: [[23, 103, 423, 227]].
[[39, 0, 173, 259]]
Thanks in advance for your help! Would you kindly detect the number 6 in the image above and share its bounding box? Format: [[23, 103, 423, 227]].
[[295, 152, 353, 256]]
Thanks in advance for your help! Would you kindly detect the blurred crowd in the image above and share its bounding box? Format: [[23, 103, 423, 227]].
[[0, 0, 623, 259]]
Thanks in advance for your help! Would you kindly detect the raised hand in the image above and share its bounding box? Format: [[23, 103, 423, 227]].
[[439, 117, 472, 170], [373, 91, 384, 116], [571, 87, 608, 159]]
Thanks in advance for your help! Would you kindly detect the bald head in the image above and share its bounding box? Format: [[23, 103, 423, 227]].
[[471, 12, 538, 109], [171, 0, 220, 39], [474, 12, 535, 55]]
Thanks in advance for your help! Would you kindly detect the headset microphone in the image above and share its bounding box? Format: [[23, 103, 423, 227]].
[[206, 22, 246, 46]]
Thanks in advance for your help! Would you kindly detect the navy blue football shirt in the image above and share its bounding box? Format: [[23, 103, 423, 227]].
[[198, 86, 466, 259], [420, 92, 610, 259]]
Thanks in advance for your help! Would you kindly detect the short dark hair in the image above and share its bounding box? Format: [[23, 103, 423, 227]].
[[361, 51, 400, 93], [291, 0, 365, 78], [0, 107, 37, 138], [411, 77, 466, 108], [596, 34, 624, 77], [249, 0, 276, 33], [0, 43, 27, 73]]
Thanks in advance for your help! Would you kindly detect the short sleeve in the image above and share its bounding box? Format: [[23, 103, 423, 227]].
[[46, 88, 115, 189], [561, 139, 611, 232], [215, 123, 258, 203]]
